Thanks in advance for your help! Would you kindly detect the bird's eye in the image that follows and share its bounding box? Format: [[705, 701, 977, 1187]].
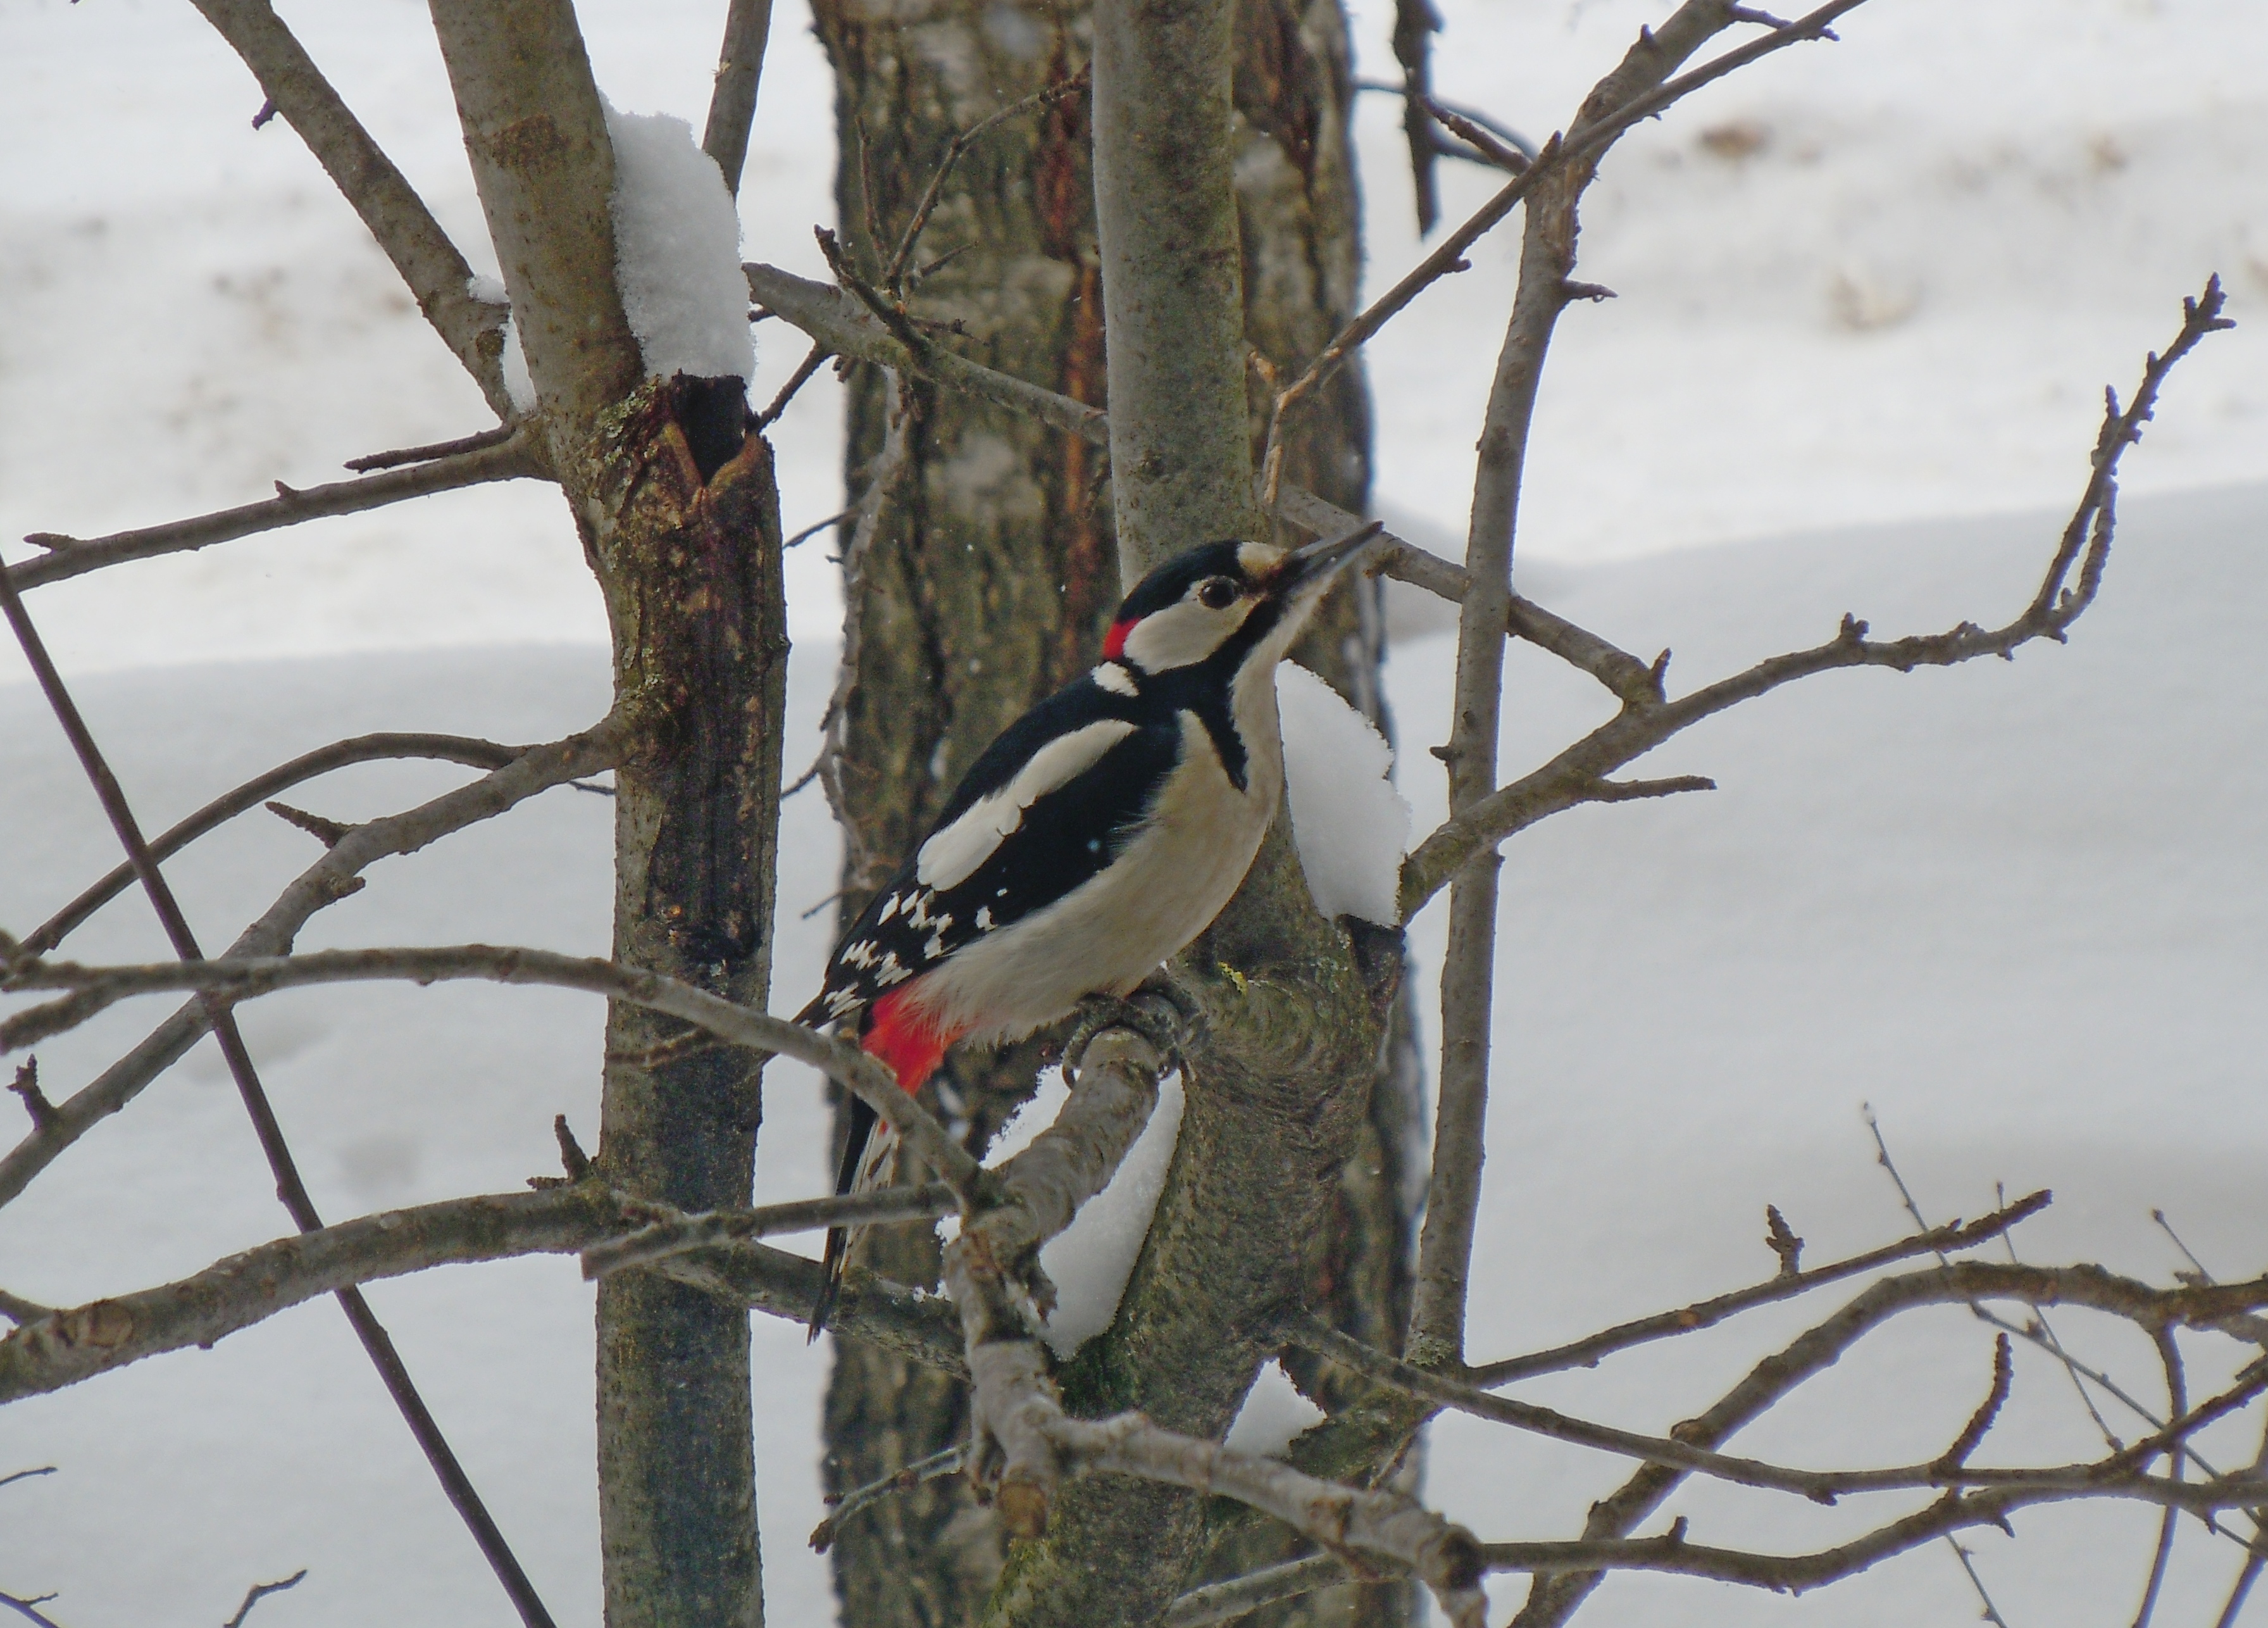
[[1197, 577, 1239, 610]]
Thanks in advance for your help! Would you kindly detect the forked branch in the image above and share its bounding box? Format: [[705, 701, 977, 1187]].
[[1395, 276, 2234, 919]]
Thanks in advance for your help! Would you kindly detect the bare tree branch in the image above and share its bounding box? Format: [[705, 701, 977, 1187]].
[[187, 0, 514, 413], [0, 1591, 65, 1628], [579, 1180, 957, 1277], [1465, 1189, 2052, 1385], [1257, 0, 1866, 505], [343, 425, 516, 472], [18, 734, 526, 958], [1397, 276, 2233, 920], [0, 561, 558, 1628], [221, 1570, 307, 1628], [880, 68, 1090, 296], [742, 260, 1666, 711], [0, 943, 982, 1201], [0, 711, 630, 1209], [0, 1178, 966, 1402], [9, 430, 545, 593], [700, 0, 775, 196], [1510, 1250, 2267, 1627], [1298, 1310, 2268, 1505]]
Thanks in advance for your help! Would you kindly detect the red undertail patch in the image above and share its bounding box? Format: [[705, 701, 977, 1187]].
[[863, 984, 958, 1094]]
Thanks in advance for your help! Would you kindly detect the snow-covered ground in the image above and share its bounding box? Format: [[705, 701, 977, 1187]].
[[8, 486, 2266, 1625], [4, 0, 2267, 1624]]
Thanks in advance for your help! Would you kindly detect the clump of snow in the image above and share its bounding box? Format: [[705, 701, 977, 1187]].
[[602, 101, 753, 384], [1224, 1361, 1328, 1458], [1277, 662, 1412, 925], [466, 273, 537, 413], [982, 1067, 1186, 1356]]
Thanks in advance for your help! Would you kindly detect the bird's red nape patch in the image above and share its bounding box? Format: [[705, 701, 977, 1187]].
[[862, 986, 960, 1094], [1102, 618, 1135, 661]]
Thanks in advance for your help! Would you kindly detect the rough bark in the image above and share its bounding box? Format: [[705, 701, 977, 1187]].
[[430, 6, 787, 1625], [807, 0, 1409, 1623]]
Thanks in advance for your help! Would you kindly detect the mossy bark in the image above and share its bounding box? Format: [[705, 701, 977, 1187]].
[[809, 1, 1416, 1624], [583, 380, 787, 1628]]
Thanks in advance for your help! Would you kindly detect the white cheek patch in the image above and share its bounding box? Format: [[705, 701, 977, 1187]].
[[916, 719, 1138, 891], [1121, 600, 1249, 673], [1236, 541, 1285, 579]]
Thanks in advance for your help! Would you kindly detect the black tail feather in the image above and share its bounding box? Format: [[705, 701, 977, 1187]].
[[807, 1094, 878, 1339]]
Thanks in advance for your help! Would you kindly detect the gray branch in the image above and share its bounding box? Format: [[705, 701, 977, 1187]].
[[700, 0, 775, 197], [1, 943, 982, 1201], [0, 711, 630, 1209], [189, 0, 514, 413], [9, 431, 545, 592], [1396, 275, 2234, 919], [18, 733, 527, 958], [0, 1182, 965, 1403]]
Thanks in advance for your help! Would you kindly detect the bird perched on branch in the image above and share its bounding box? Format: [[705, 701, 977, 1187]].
[[799, 522, 1383, 1334]]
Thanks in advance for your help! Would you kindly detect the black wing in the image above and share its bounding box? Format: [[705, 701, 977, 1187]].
[[802, 675, 1180, 1032]]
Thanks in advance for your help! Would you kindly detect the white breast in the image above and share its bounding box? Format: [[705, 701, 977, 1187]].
[[911, 691, 1283, 1045]]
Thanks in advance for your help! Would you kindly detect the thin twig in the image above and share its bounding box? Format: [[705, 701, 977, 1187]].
[[342, 425, 516, 472], [782, 510, 850, 550], [880, 67, 1090, 295], [756, 341, 832, 429], [1299, 1315, 2268, 1505], [1259, 0, 1867, 505], [17, 729, 527, 968], [0, 1291, 56, 1327], [1943, 1538, 2014, 1627], [0, 1592, 65, 1628], [11, 431, 545, 592], [809, 1444, 968, 1552], [0, 1467, 56, 1490], [580, 1181, 958, 1277], [1466, 1190, 2050, 1385], [221, 1570, 307, 1628]]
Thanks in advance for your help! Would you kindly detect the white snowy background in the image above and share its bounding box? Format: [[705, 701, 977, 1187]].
[[3, 1, 2266, 1624]]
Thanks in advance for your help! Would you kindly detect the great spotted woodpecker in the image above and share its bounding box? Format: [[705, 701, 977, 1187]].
[[800, 522, 1384, 1333]]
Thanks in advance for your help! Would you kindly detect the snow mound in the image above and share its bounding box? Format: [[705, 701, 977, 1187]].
[[985, 1067, 1187, 1357], [1277, 662, 1411, 925], [602, 102, 753, 384]]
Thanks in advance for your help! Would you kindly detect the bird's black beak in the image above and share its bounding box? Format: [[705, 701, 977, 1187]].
[[1274, 520, 1385, 599]]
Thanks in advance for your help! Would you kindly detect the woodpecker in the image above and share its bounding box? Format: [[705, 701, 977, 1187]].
[[799, 522, 1383, 1334]]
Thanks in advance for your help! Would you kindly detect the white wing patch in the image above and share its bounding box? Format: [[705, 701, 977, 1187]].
[[915, 720, 1138, 891]]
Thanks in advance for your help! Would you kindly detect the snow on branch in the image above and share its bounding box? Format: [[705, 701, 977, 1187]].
[[603, 102, 754, 384], [937, 1016, 1491, 1627], [1277, 664, 1410, 925]]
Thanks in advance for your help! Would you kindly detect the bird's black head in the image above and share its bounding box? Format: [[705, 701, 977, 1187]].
[[1101, 525, 1383, 677]]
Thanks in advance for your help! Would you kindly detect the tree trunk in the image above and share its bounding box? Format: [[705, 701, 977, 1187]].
[[429, 8, 788, 1624], [807, 0, 1416, 1624]]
